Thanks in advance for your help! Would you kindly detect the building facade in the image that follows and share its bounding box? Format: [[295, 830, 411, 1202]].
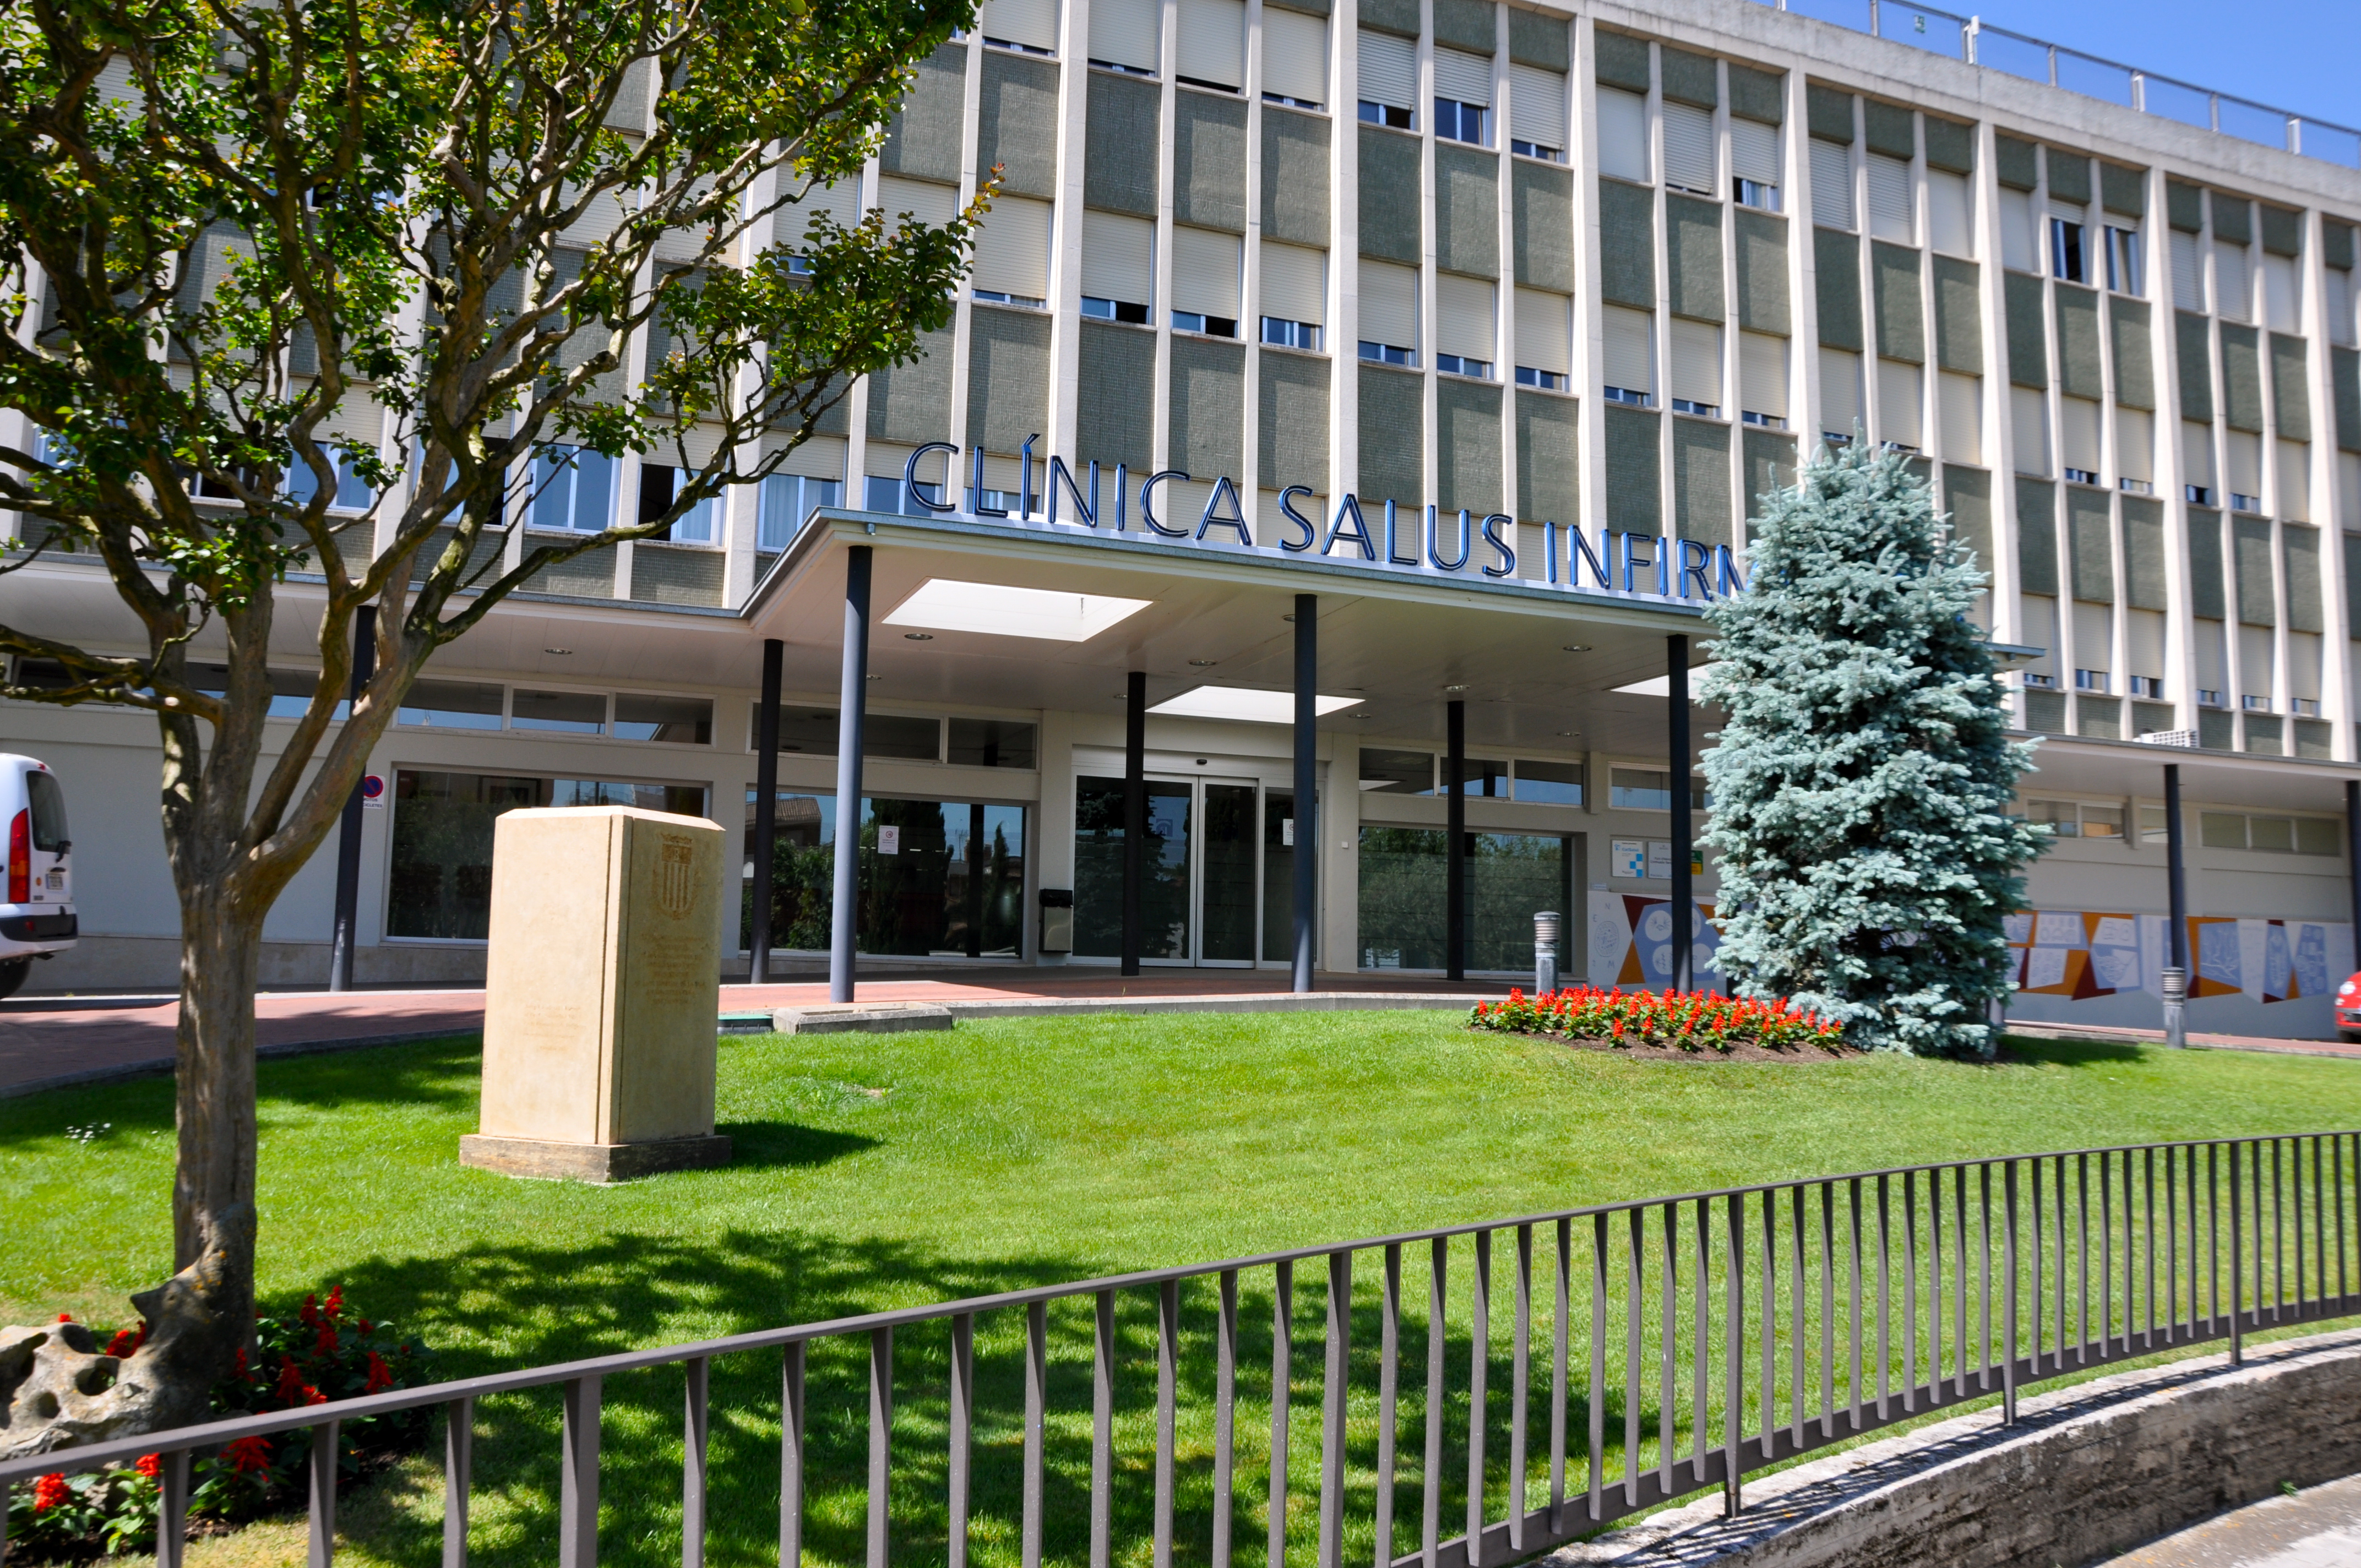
[[8, 0, 2361, 1035]]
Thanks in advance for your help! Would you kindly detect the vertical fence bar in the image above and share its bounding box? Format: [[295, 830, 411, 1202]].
[[782, 1343, 807, 1568], [2297, 1137, 2311, 1311], [1272, 1261, 1294, 1568], [870, 1330, 894, 1568], [1723, 1193, 1745, 1518], [1378, 1247, 1402, 1567], [2229, 1143, 2245, 1363], [1658, 1206, 1677, 1496], [684, 1361, 709, 1568], [1759, 1191, 1776, 1450], [1094, 1293, 1114, 1568], [1427, 1240, 1448, 1565], [1514, 1226, 1533, 1545], [1159, 1283, 1180, 1568], [1902, 1170, 1917, 1411], [2002, 1161, 2019, 1425], [950, 1319, 973, 1568], [1024, 1304, 1046, 1568], [1876, 1175, 1891, 1420], [1693, 1200, 1711, 1478], [2099, 1153, 2114, 1357], [2337, 1137, 2349, 1303], [2144, 1148, 2158, 1348], [561, 1379, 600, 1568], [1624, 1210, 1642, 1508], [1788, 1187, 1804, 1452], [2163, 1151, 2178, 1346], [1847, 1180, 1863, 1433], [2272, 1139, 2285, 1323], [1820, 1184, 1837, 1440], [2121, 1151, 2138, 1354], [1977, 1164, 1993, 1392], [1471, 1228, 1493, 1555], [1929, 1170, 1944, 1401], [1217, 1271, 1240, 1568], [2030, 1159, 2045, 1375], [1553, 1218, 1570, 1532], [2078, 1155, 2091, 1363], [1954, 1167, 1971, 1400], [1321, 1253, 1352, 1568], [2055, 1157, 2070, 1366], [1588, 1216, 1605, 1525], [160, 1449, 189, 1568], [311, 1420, 341, 1568], [2207, 1145, 2221, 1335], [444, 1396, 474, 1568]]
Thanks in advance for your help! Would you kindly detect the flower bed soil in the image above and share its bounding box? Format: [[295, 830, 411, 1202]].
[[1489, 1028, 1862, 1063]]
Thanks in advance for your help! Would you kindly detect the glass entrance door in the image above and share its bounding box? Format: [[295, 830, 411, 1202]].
[[1198, 782, 1258, 965], [1074, 774, 1286, 965]]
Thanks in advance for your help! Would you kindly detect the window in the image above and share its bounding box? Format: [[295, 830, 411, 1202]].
[[1877, 360, 1923, 450], [2170, 230, 2206, 312], [2026, 798, 2082, 838], [1434, 97, 1487, 146], [755, 704, 944, 761], [1867, 154, 1913, 244], [1176, 0, 1244, 90], [399, 679, 505, 728], [2200, 812, 2340, 855], [1604, 306, 1654, 405], [1512, 759, 1583, 805], [1173, 226, 1242, 339], [1508, 63, 1566, 162], [1357, 827, 1573, 972], [1356, 748, 1434, 794], [1609, 769, 1710, 811], [2213, 239, 2250, 322], [1261, 7, 1327, 108], [1449, 758, 1508, 796], [513, 688, 606, 734], [1435, 274, 1494, 380], [613, 693, 714, 744], [2000, 188, 2036, 271], [971, 195, 1053, 307], [2104, 226, 2144, 296], [1357, 31, 1415, 129], [1740, 331, 1788, 426], [758, 473, 840, 551], [532, 445, 616, 532], [978, 0, 1058, 53], [1662, 102, 1714, 196], [2059, 396, 2101, 482], [1358, 258, 1417, 365], [863, 473, 945, 515], [947, 717, 1038, 767], [1262, 318, 1319, 350], [751, 791, 1029, 958], [638, 461, 720, 543], [1260, 241, 1325, 351], [1090, 0, 1157, 73], [1514, 287, 1571, 392], [1938, 371, 1981, 463], [1432, 48, 1490, 146], [1731, 118, 1780, 211], [779, 175, 862, 269], [286, 443, 376, 511], [1928, 168, 1972, 257], [1669, 318, 1722, 419], [1820, 347, 1862, 443], [2264, 252, 2300, 334], [2074, 669, 2109, 693], [184, 663, 349, 721], [1081, 209, 1155, 326], [1596, 88, 1647, 183], [2050, 216, 2087, 284], [1809, 139, 1853, 230]]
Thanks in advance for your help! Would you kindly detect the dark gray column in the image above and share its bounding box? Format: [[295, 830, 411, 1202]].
[[1668, 634, 1694, 991], [327, 604, 376, 993], [749, 638, 784, 983], [828, 546, 872, 1003], [1446, 699, 1466, 982], [1122, 670, 1146, 976], [1293, 594, 1318, 993], [966, 802, 986, 959], [2347, 780, 2361, 947], [2166, 764, 2189, 971]]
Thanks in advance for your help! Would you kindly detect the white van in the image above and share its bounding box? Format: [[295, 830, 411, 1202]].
[[0, 754, 76, 998]]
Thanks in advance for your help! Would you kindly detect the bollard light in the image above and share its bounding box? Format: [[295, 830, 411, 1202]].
[[1534, 910, 1560, 996], [2159, 965, 2187, 1049]]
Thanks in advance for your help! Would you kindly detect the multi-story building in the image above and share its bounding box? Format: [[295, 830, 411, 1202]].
[[8, 0, 2361, 1035]]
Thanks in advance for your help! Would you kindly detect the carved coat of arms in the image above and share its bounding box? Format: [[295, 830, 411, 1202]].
[[657, 835, 696, 918]]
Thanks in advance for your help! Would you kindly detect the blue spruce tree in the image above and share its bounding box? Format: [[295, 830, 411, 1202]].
[[1700, 441, 2047, 1057]]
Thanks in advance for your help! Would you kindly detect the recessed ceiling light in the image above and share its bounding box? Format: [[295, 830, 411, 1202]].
[[884, 578, 1151, 641], [904, 632, 934, 641], [1282, 614, 1296, 622], [544, 647, 573, 655], [1148, 685, 1362, 723], [1189, 658, 1217, 667], [1444, 684, 1468, 693], [1562, 644, 1590, 653], [1558, 731, 1580, 737], [867, 673, 882, 680]]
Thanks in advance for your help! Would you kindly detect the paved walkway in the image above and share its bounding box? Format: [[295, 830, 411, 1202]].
[[4, 970, 2355, 1099], [2098, 1472, 2361, 1566]]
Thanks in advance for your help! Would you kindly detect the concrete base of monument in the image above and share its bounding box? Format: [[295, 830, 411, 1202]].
[[458, 1132, 733, 1183]]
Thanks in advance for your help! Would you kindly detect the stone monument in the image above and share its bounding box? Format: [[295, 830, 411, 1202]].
[[458, 805, 732, 1181]]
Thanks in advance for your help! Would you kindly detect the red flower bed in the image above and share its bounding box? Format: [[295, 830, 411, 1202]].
[[1470, 986, 1844, 1052]]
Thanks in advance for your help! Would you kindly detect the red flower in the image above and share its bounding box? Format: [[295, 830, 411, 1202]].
[[299, 1293, 320, 1326], [135, 1453, 162, 1479], [356, 1318, 374, 1336], [222, 1436, 274, 1475], [363, 1352, 395, 1393], [32, 1473, 69, 1511], [106, 1325, 147, 1359], [55, 1312, 72, 1323], [234, 1347, 255, 1382], [322, 1286, 345, 1320], [275, 1356, 311, 1407], [317, 1324, 339, 1356]]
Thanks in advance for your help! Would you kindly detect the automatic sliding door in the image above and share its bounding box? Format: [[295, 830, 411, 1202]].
[[1200, 783, 1258, 964], [1073, 775, 1194, 961]]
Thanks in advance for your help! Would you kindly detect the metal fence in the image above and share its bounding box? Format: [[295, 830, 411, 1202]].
[[5, 1132, 2359, 1568], [1755, 0, 2361, 171]]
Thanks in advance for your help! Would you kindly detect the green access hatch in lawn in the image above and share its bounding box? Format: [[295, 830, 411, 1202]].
[[2, 1015, 2357, 1568]]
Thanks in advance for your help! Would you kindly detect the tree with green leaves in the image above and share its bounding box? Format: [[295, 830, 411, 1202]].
[[1699, 441, 2047, 1058], [0, 0, 982, 1447]]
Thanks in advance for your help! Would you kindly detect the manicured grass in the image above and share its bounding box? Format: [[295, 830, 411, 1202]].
[[3, 1016, 2358, 1568]]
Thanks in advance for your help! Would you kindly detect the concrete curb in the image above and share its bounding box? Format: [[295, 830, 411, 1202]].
[[1545, 1327, 2361, 1567], [940, 992, 1476, 1020]]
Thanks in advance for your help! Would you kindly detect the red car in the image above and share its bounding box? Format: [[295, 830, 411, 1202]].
[[2340, 974, 2361, 1042]]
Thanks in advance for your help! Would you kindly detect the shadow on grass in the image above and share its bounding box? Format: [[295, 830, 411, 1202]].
[[1998, 1036, 2153, 1067], [716, 1120, 881, 1170]]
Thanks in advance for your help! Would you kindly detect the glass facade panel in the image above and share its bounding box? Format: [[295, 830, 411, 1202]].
[[948, 718, 1039, 768], [1260, 790, 1296, 963], [1358, 829, 1573, 972], [513, 688, 606, 734], [1201, 783, 1258, 961], [613, 693, 714, 744], [1358, 749, 1435, 794], [1514, 760, 1584, 805], [1073, 775, 1192, 959], [742, 792, 1026, 956], [753, 705, 943, 760], [1450, 758, 1509, 796], [399, 679, 504, 728]]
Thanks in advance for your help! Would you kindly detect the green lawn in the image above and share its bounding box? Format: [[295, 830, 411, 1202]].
[[3, 1015, 2358, 1568]]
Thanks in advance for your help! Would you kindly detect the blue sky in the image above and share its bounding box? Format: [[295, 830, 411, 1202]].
[[1941, 0, 2361, 133]]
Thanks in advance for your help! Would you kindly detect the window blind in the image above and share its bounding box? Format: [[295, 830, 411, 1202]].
[[1809, 139, 1853, 230], [1261, 241, 1326, 324], [1433, 47, 1492, 107], [877, 176, 960, 228], [2011, 386, 2049, 473], [1878, 360, 1923, 447], [1359, 258, 1418, 351], [1867, 154, 1913, 244], [1091, 0, 1158, 71], [2181, 420, 2215, 486], [1939, 371, 1982, 463], [1081, 210, 1155, 307], [2224, 429, 2261, 494], [2170, 231, 2205, 312], [2264, 254, 2300, 334], [2277, 439, 2309, 519], [1515, 288, 1570, 374], [1739, 331, 1787, 418], [1604, 306, 1654, 393], [1819, 346, 1861, 434], [2000, 189, 2035, 271], [2214, 240, 2251, 322], [972, 195, 1054, 299], [2059, 395, 2101, 473], [2118, 407, 2155, 483], [1358, 31, 1416, 112], [1669, 318, 1721, 405], [1596, 88, 1647, 183], [980, 0, 1059, 52], [1262, 8, 1326, 104], [777, 174, 863, 248], [1177, 0, 1243, 88], [1928, 170, 1972, 258], [1731, 118, 1779, 186], [2330, 272, 2356, 346], [1662, 102, 1714, 195], [1437, 274, 1495, 362], [1509, 64, 1566, 151], [1173, 225, 1242, 317]]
